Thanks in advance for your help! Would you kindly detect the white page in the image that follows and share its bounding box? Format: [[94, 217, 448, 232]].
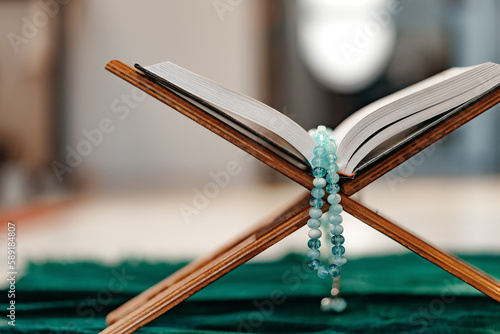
[[145, 62, 318, 165]]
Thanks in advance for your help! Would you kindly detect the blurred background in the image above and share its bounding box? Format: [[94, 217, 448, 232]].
[[0, 0, 499, 270]]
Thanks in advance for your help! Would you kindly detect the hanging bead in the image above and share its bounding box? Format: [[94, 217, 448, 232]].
[[307, 218, 321, 229], [329, 214, 343, 225], [313, 177, 327, 188], [331, 235, 345, 245], [332, 245, 345, 256], [311, 187, 325, 199], [326, 183, 340, 194], [307, 249, 320, 260], [309, 208, 322, 219], [325, 140, 337, 152], [333, 256, 347, 267], [313, 146, 326, 157], [314, 131, 329, 146], [325, 153, 338, 164], [330, 224, 344, 236], [329, 204, 343, 215], [328, 264, 341, 277], [326, 164, 339, 174], [308, 259, 321, 271], [308, 228, 322, 239], [317, 265, 329, 279], [309, 198, 323, 209], [312, 167, 326, 178], [327, 194, 341, 205], [312, 156, 324, 168], [326, 173, 340, 184], [306, 126, 346, 280], [308, 239, 321, 249]]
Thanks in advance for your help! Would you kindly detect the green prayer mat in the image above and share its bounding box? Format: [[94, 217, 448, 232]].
[[1, 253, 500, 333]]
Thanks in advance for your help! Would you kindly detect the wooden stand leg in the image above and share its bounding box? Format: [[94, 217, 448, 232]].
[[340, 194, 500, 302], [102, 192, 311, 333], [105, 192, 310, 325], [101, 194, 500, 333], [102, 61, 500, 333]]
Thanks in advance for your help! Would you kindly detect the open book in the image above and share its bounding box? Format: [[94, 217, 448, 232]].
[[136, 62, 500, 177]]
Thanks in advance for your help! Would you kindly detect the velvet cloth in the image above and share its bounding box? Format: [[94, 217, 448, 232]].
[[2, 253, 499, 333]]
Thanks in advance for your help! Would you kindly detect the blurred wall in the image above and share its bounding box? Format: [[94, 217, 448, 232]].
[[0, 0, 65, 205], [0, 1, 54, 169], [61, 0, 268, 190], [268, 0, 500, 176], [4, 0, 498, 200]]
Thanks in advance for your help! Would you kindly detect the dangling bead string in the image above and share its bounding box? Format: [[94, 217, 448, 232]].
[[306, 126, 346, 280], [321, 276, 347, 313]]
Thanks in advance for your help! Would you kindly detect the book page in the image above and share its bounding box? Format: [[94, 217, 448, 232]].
[[143, 62, 317, 165], [334, 63, 500, 174], [333, 66, 474, 145]]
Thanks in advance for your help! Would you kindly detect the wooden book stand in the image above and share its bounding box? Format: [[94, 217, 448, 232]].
[[101, 60, 500, 334]]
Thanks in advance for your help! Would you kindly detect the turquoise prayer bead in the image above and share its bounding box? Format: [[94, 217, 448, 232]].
[[308, 239, 321, 249], [312, 167, 326, 178], [326, 183, 340, 194], [307, 259, 320, 271], [309, 198, 323, 209], [313, 146, 326, 157], [313, 177, 327, 188], [308, 228, 322, 239], [328, 194, 341, 205], [326, 173, 340, 184], [311, 187, 325, 199], [330, 224, 344, 235], [329, 214, 343, 225], [312, 156, 324, 168], [317, 265, 329, 279], [307, 218, 321, 229], [330, 204, 343, 214], [325, 153, 338, 164], [307, 249, 320, 260], [309, 208, 322, 219], [306, 126, 345, 281], [325, 140, 337, 152], [329, 204, 343, 215], [326, 164, 339, 174], [332, 245, 345, 255], [331, 235, 345, 245], [329, 264, 341, 277], [334, 256, 347, 267], [314, 131, 329, 146]]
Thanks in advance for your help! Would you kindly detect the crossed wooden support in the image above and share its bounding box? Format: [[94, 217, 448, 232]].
[[100, 60, 500, 334]]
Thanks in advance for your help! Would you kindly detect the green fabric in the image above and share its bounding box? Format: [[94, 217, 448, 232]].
[[2, 253, 500, 333]]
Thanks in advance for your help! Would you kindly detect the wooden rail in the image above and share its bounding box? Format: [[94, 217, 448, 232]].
[[101, 60, 500, 334]]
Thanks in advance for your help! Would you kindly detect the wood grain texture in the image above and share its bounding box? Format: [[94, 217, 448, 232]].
[[105, 191, 308, 325], [102, 60, 500, 333], [340, 193, 500, 302], [104, 194, 500, 333], [104, 60, 313, 189], [102, 193, 311, 333]]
